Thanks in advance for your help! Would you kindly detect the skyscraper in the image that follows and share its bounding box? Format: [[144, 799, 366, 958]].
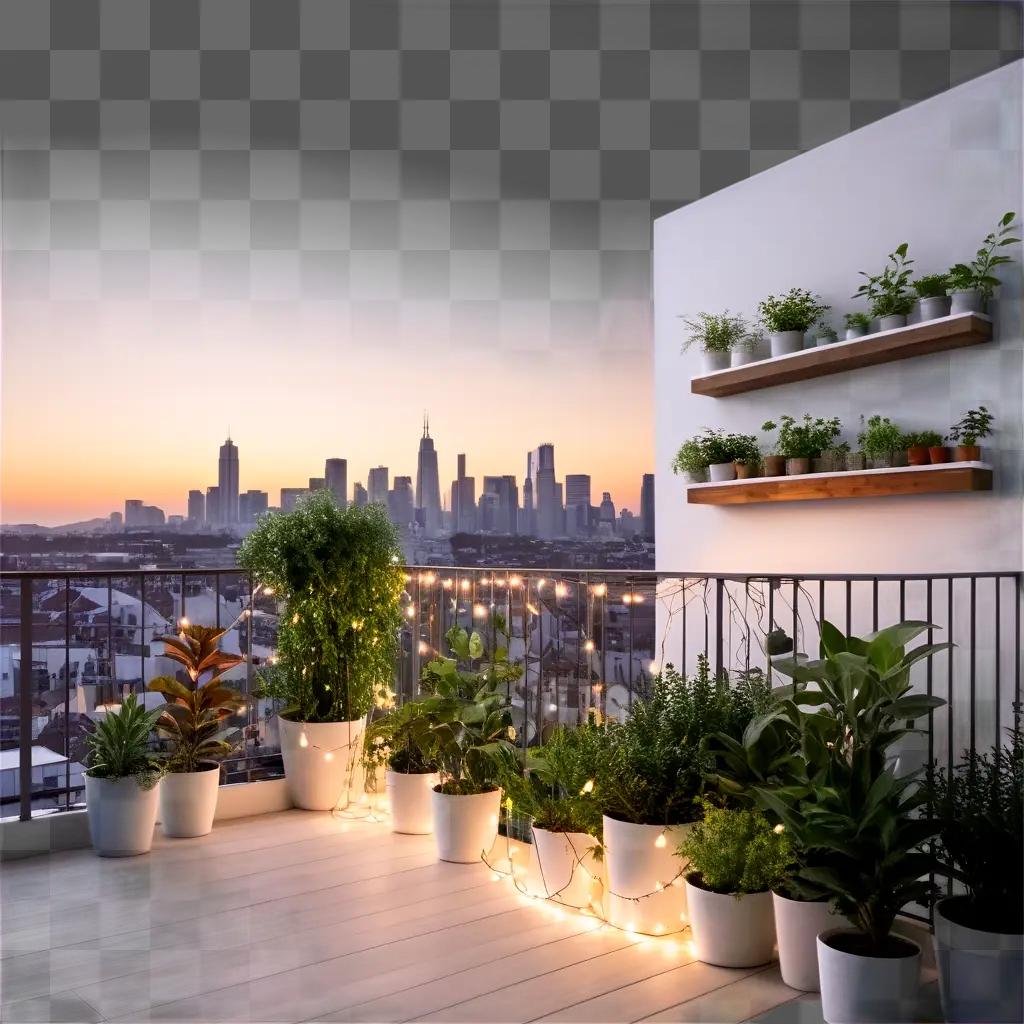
[[368, 466, 389, 506], [565, 474, 592, 538], [308, 477, 326, 491], [640, 473, 655, 541], [325, 458, 348, 507], [218, 437, 239, 525], [239, 489, 268, 524], [415, 415, 442, 536], [353, 482, 368, 507], [450, 453, 475, 533], [280, 487, 307, 513], [388, 476, 414, 529], [482, 475, 518, 535], [206, 486, 221, 525], [597, 492, 616, 536], [528, 444, 560, 539], [187, 489, 205, 523]]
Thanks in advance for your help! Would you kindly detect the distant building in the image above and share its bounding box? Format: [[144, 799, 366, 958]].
[[450, 453, 476, 533], [167, 514, 184, 528], [187, 489, 205, 523], [325, 458, 347, 508], [368, 466, 389, 506], [124, 499, 143, 526], [353, 482, 368, 507], [239, 490, 268, 524], [388, 476, 414, 529], [528, 444, 560, 539], [415, 416, 442, 536], [308, 477, 326, 491], [640, 473, 655, 541], [124, 499, 164, 528], [280, 488, 307, 514], [482, 475, 518, 534], [565, 473, 591, 538], [218, 437, 239, 525], [618, 508, 639, 538], [205, 486, 221, 526], [108, 511, 123, 530], [597, 492, 616, 537]]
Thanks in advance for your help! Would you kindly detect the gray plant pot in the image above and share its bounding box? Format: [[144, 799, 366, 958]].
[[845, 326, 867, 341], [816, 335, 837, 347], [730, 346, 759, 367], [918, 295, 951, 321], [878, 313, 907, 331], [769, 331, 804, 357], [949, 288, 983, 314], [702, 350, 730, 373]]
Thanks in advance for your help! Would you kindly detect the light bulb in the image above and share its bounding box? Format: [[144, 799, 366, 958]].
[[262, 586, 274, 596], [179, 616, 189, 628], [584, 640, 595, 652], [655, 832, 667, 849], [299, 732, 309, 748], [580, 779, 594, 794], [323, 750, 334, 762]]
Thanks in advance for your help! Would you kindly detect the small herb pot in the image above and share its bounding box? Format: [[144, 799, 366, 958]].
[[846, 452, 866, 472], [730, 346, 760, 367], [845, 326, 868, 341], [816, 334, 837, 347], [708, 461, 737, 483], [683, 468, 707, 484], [769, 330, 804, 357], [918, 295, 951, 321], [878, 313, 907, 331], [949, 288, 983, 314], [762, 455, 786, 477], [953, 444, 981, 462], [734, 461, 755, 479], [929, 445, 950, 464], [702, 350, 730, 373], [868, 454, 893, 470], [786, 457, 810, 476], [906, 446, 929, 466]]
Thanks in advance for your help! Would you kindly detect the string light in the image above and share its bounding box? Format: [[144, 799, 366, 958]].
[[262, 586, 275, 596], [580, 779, 594, 794], [555, 583, 569, 598], [442, 578, 454, 590], [178, 616, 190, 629], [460, 579, 471, 592], [473, 603, 488, 619], [509, 575, 522, 588], [592, 583, 607, 597], [655, 832, 667, 849], [584, 640, 595, 652], [299, 732, 309, 748]]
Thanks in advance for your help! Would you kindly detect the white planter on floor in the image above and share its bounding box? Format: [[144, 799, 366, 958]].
[[432, 787, 501, 863], [817, 928, 921, 1024], [773, 891, 842, 991], [159, 763, 220, 838], [702, 350, 730, 373], [278, 716, 366, 811], [85, 774, 160, 857], [685, 875, 775, 968], [769, 330, 804, 357], [530, 827, 600, 908], [386, 769, 439, 834], [603, 815, 691, 934], [933, 896, 1024, 1023], [707, 462, 736, 482]]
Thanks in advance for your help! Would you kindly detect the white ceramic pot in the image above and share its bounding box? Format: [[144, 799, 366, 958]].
[[702, 350, 730, 373], [730, 346, 759, 367], [933, 896, 1024, 1023], [278, 716, 366, 811], [769, 330, 804, 357], [431, 787, 501, 863], [878, 313, 907, 331], [816, 334, 836, 347], [773, 891, 843, 992], [85, 774, 160, 857], [159, 763, 220, 838], [683, 469, 707, 484], [949, 288, 983, 314], [685, 876, 775, 967], [386, 769, 439, 835], [530, 827, 600, 908], [918, 295, 951, 321], [603, 815, 691, 935], [817, 928, 921, 1024], [707, 462, 736, 483], [845, 327, 867, 341]]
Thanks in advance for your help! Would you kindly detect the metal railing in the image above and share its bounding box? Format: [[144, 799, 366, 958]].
[[2, 567, 1021, 823]]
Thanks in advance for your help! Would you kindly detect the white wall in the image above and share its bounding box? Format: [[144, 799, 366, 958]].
[[654, 62, 1023, 578]]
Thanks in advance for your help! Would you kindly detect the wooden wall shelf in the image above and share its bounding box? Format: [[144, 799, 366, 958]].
[[690, 313, 992, 398], [687, 463, 993, 505]]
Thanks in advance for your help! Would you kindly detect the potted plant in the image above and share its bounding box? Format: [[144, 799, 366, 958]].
[[927, 734, 1023, 1023], [671, 437, 707, 484], [812, 442, 850, 474], [409, 623, 520, 863], [680, 803, 791, 968], [815, 321, 838, 347], [730, 433, 761, 480], [765, 626, 794, 664], [858, 414, 905, 469], [912, 273, 951, 321], [84, 693, 164, 856], [238, 491, 404, 811], [595, 656, 774, 934], [947, 211, 1019, 313], [763, 414, 841, 476], [147, 624, 246, 838], [672, 429, 759, 484], [844, 312, 872, 340], [900, 430, 944, 468], [854, 242, 915, 330], [758, 288, 830, 357], [760, 421, 786, 477], [947, 406, 994, 462], [680, 311, 753, 373], [732, 329, 766, 367]]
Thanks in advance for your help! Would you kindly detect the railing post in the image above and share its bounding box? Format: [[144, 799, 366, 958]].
[[19, 576, 33, 821], [714, 576, 724, 681]]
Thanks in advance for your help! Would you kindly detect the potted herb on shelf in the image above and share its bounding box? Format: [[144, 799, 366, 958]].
[[901, 430, 944, 468], [732, 329, 766, 367], [947, 211, 1019, 313], [672, 429, 760, 484], [730, 433, 761, 480], [844, 312, 872, 340], [854, 242, 915, 330], [926, 734, 1023, 1024], [84, 693, 165, 857], [812, 442, 850, 474], [760, 421, 786, 477], [680, 311, 753, 373], [147, 625, 246, 838], [815, 321, 838, 347], [858, 414, 905, 469], [947, 406, 994, 462], [912, 273, 951, 321], [670, 437, 706, 484], [757, 288, 830, 357], [680, 804, 791, 968], [763, 414, 841, 476], [238, 491, 405, 811]]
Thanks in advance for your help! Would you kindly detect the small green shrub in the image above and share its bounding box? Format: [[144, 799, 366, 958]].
[[912, 273, 949, 299], [672, 429, 760, 472], [844, 312, 871, 331], [858, 415, 904, 458], [854, 243, 915, 319], [947, 406, 994, 446], [85, 693, 164, 788], [948, 211, 1019, 302], [757, 288, 830, 333], [901, 430, 944, 449], [762, 414, 841, 460], [679, 311, 751, 354]]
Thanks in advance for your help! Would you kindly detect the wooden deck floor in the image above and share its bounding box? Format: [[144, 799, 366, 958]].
[[1, 810, 825, 1023]]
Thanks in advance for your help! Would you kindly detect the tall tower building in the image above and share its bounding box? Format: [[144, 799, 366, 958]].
[[325, 458, 348, 507], [528, 444, 560, 539], [640, 473, 655, 541], [124, 499, 143, 527], [368, 466, 389, 506], [353, 482, 368, 507], [205, 486, 221, 526], [415, 415, 442, 536], [565, 474, 592, 537], [388, 476, 414, 529], [450, 453, 476, 533], [218, 437, 239, 525], [187, 489, 205, 523]]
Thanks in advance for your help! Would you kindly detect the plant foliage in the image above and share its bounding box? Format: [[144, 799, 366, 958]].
[[947, 211, 1019, 301], [854, 242, 915, 319], [912, 273, 949, 299], [844, 312, 871, 331], [679, 311, 752, 354], [85, 692, 164, 787], [857, 414, 904, 459], [762, 415, 841, 460], [757, 288, 830, 333], [901, 430, 944, 450], [946, 406, 993, 447], [672, 429, 760, 472]]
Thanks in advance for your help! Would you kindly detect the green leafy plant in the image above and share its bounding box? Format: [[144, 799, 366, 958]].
[[766, 627, 793, 657], [816, 321, 838, 343], [857, 414, 904, 459], [762, 415, 841, 460], [671, 438, 706, 477], [757, 288, 830, 333], [947, 406, 994, 446], [679, 311, 752, 354], [237, 491, 405, 723], [901, 430, 944, 450], [680, 803, 793, 895], [671, 429, 760, 472], [854, 243, 915, 319], [84, 693, 164, 788], [363, 695, 439, 792], [926, 733, 1023, 933], [844, 312, 871, 331], [948, 211, 1019, 302], [912, 273, 949, 299], [147, 625, 246, 773]]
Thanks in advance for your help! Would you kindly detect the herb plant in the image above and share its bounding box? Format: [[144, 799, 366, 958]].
[[85, 693, 164, 788], [762, 415, 841, 460], [679, 311, 751, 354], [948, 211, 1019, 301], [844, 312, 871, 331], [671, 438, 705, 477], [912, 273, 950, 299], [237, 491, 405, 723], [901, 430, 944, 450], [857, 415, 904, 459], [854, 243, 915, 319], [672, 429, 760, 472], [757, 289, 830, 333], [947, 406, 994, 446], [816, 322, 838, 343], [363, 694, 439, 791]]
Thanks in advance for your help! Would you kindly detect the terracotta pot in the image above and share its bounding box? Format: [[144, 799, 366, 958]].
[[762, 455, 786, 477], [954, 445, 981, 462], [786, 457, 810, 476], [929, 446, 950, 464], [906, 446, 929, 466], [734, 462, 754, 479]]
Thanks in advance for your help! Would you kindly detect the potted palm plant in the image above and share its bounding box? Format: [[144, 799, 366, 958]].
[[858, 414, 905, 469], [408, 623, 520, 863], [946, 406, 994, 462], [844, 312, 872, 340], [680, 803, 791, 968], [84, 693, 164, 856], [679, 310, 754, 372], [926, 734, 1023, 1024], [757, 288, 830, 357], [854, 243, 915, 330], [947, 211, 1018, 313], [147, 625, 246, 838], [912, 273, 951, 321], [238, 491, 404, 811]]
